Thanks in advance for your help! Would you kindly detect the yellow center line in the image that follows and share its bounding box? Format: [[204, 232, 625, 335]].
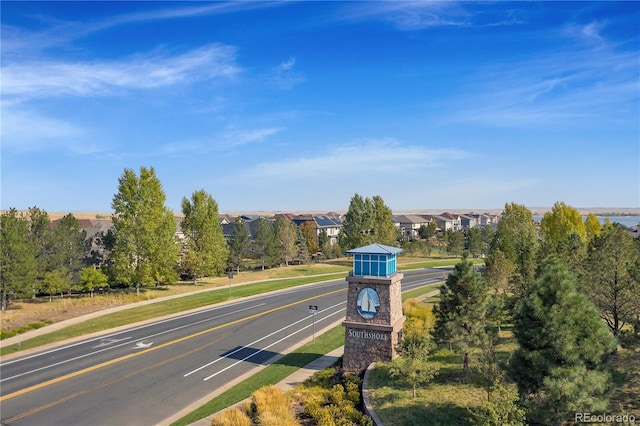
[[0, 288, 345, 402]]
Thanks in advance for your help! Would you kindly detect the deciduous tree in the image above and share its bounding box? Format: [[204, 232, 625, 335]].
[[78, 267, 109, 297], [274, 217, 297, 267], [181, 190, 228, 283], [371, 195, 397, 246], [110, 166, 179, 293], [584, 213, 602, 242], [389, 331, 439, 398], [341, 193, 374, 250], [300, 220, 319, 255], [490, 203, 538, 299], [540, 201, 586, 245]]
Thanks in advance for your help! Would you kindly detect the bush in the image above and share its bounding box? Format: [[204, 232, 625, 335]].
[[211, 406, 251, 426]]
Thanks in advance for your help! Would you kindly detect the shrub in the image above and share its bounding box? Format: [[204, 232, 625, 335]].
[[211, 406, 251, 426]]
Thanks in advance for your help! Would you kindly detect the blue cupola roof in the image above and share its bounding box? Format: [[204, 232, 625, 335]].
[[346, 244, 402, 277]]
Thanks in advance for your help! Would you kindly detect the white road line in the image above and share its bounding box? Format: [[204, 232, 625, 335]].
[[203, 307, 347, 381], [0, 299, 267, 367], [0, 303, 265, 383], [184, 302, 346, 378]]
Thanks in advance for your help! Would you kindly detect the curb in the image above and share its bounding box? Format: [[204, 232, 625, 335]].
[[362, 362, 384, 426]]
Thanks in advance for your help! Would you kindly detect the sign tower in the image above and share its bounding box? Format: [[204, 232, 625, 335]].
[[342, 243, 405, 373]]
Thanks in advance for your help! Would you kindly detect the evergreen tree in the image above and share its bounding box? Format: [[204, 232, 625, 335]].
[[432, 254, 489, 374], [49, 213, 88, 293], [110, 166, 179, 293], [253, 217, 277, 269], [28, 206, 52, 297], [181, 189, 228, 283], [510, 260, 616, 425], [582, 223, 640, 344], [318, 229, 330, 257], [0, 209, 37, 309], [294, 226, 311, 265], [228, 217, 250, 274]]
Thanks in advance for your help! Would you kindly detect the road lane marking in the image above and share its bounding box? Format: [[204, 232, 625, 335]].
[[203, 307, 346, 381], [0, 303, 265, 383], [184, 301, 346, 377], [0, 298, 268, 367], [0, 334, 229, 424], [0, 288, 345, 402]]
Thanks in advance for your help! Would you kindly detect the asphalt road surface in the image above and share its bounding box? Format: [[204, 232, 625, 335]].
[[0, 268, 447, 426]]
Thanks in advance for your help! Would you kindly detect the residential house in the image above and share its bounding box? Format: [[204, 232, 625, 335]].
[[393, 214, 433, 240]]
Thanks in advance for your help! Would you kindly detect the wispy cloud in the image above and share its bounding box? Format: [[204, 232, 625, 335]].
[[243, 139, 469, 180], [443, 44, 638, 127], [1, 2, 284, 56], [266, 57, 305, 90], [338, 2, 523, 30], [160, 127, 282, 156], [3, 44, 240, 101], [0, 107, 96, 154]]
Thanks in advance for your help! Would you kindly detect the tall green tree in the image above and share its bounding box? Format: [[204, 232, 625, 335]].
[[300, 221, 319, 255], [582, 223, 640, 344], [110, 166, 179, 293], [510, 260, 616, 425], [49, 213, 88, 293], [540, 201, 586, 245], [432, 254, 489, 362], [181, 190, 228, 283], [0, 209, 37, 309], [371, 195, 397, 246], [584, 213, 602, 242], [489, 203, 538, 299], [253, 218, 277, 269], [418, 222, 437, 240], [294, 226, 311, 265], [78, 266, 109, 297], [341, 193, 374, 250], [274, 216, 297, 267], [227, 217, 250, 274], [41, 269, 71, 302], [466, 227, 483, 258], [28, 206, 52, 297], [444, 230, 464, 257]]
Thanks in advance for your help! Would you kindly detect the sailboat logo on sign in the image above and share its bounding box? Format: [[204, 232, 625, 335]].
[[356, 288, 380, 319]]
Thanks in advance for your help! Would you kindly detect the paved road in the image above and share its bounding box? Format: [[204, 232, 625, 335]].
[[0, 268, 446, 426]]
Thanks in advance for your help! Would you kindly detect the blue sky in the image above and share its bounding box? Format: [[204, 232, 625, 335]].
[[1, 1, 638, 213]]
